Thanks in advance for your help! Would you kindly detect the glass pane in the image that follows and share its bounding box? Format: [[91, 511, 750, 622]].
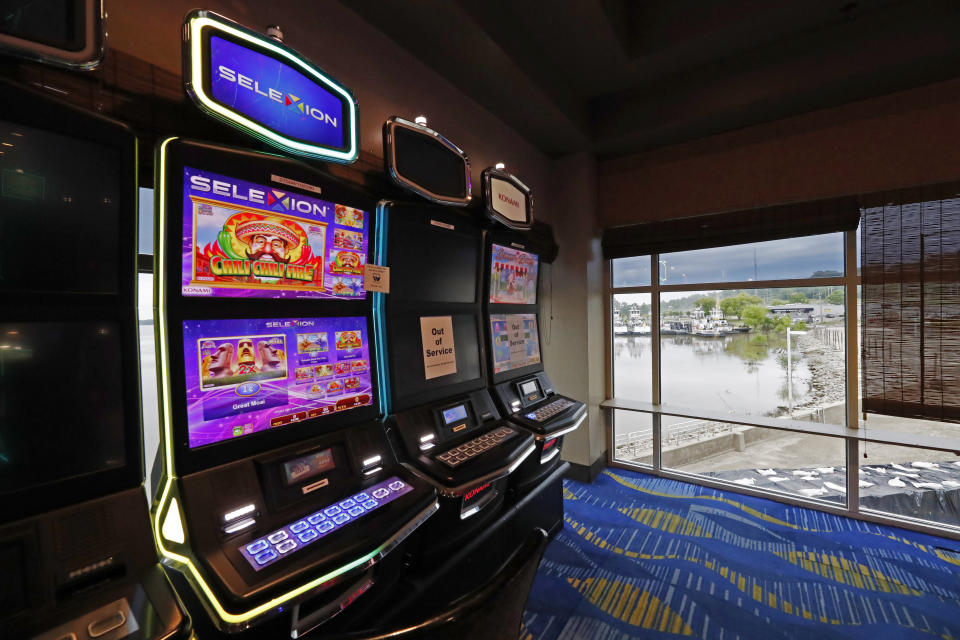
[[858, 442, 960, 528], [612, 293, 652, 402], [660, 287, 846, 422], [658, 233, 844, 285], [662, 415, 847, 505], [612, 255, 650, 287], [612, 410, 653, 466], [137, 272, 159, 495], [138, 187, 153, 255]]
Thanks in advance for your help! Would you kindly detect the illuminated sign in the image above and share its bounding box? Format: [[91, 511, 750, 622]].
[[183, 10, 358, 163], [482, 167, 533, 229]]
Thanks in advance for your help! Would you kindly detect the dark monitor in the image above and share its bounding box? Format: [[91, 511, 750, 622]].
[[182, 316, 374, 449], [489, 313, 542, 383], [384, 117, 471, 206], [488, 243, 538, 305], [0, 119, 121, 295], [387, 312, 483, 410], [0, 321, 126, 498], [0, 0, 104, 68]]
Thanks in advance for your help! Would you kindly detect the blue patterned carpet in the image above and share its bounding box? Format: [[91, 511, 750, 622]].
[[522, 469, 960, 640]]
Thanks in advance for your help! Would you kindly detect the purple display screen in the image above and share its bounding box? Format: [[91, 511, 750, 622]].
[[183, 316, 373, 448], [181, 166, 368, 300]]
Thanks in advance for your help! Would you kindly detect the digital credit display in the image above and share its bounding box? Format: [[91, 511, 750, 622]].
[[489, 244, 538, 305], [442, 404, 468, 425], [181, 166, 368, 299], [208, 35, 346, 151], [282, 447, 335, 486], [183, 316, 372, 448], [490, 314, 541, 374], [519, 380, 539, 397]]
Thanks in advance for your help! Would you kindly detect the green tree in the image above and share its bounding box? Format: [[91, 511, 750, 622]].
[[742, 305, 793, 334], [719, 292, 763, 319], [770, 298, 785, 306], [696, 297, 716, 313], [789, 292, 809, 303], [792, 320, 808, 331], [826, 289, 844, 305]]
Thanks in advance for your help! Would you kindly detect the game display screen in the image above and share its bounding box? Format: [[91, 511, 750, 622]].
[[182, 316, 373, 448], [442, 404, 468, 425], [490, 313, 541, 374], [489, 244, 538, 305], [181, 166, 368, 299]]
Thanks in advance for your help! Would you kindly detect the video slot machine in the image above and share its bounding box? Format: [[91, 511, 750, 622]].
[[0, 81, 189, 640], [481, 166, 586, 496], [376, 117, 536, 573], [149, 12, 436, 636]]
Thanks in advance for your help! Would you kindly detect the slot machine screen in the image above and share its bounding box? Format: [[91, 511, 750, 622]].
[[0, 321, 126, 496], [181, 166, 369, 300], [389, 313, 482, 403], [182, 316, 373, 448], [393, 126, 467, 200], [0, 120, 120, 294], [0, 0, 86, 51], [488, 244, 538, 305], [490, 314, 541, 374]]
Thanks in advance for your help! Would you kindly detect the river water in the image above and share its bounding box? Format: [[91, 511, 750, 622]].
[[614, 333, 814, 418]]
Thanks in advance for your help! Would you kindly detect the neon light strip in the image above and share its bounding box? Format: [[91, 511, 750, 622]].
[[372, 203, 391, 415], [151, 139, 383, 627], [186, 14, 358, 163]]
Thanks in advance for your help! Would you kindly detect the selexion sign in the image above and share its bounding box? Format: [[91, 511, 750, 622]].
[[183, 10, 358, 163]]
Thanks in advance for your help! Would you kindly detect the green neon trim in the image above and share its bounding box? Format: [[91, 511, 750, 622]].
[[150, 137, 387, 625], [187, 14, 358, 163]]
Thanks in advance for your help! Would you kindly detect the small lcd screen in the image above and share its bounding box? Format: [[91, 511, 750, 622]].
[[490, 314, 541, 374], [0, 321, 126, 496], [519, 380, 539, 397], [0, 0, 86, 51], [442, 404, 468, 425], [393, 126, 466, 199], [489, 244, 538, 305], [0, 120, 120, 294], [181, 166, 368, 300], [183, 316, 373, 448], [282, 447, 334, 486]]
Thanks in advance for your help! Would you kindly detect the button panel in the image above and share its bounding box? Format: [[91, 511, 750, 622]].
[[525, 398, 574, 422], [435, 427, 517, 468], [239, 476, 414, 571]]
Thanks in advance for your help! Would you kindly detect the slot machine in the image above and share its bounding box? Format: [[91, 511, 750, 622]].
[[481, 166, 586, 495], [149, 13, 436, 636], [0, 81, 189, 640], [376, 117, 536, 575]]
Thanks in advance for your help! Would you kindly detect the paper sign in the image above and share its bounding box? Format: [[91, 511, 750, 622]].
[[420, 316, 457, 380], [364, 264, 390, 293]]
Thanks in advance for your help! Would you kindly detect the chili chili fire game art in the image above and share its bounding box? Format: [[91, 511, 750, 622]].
[[181, 167, 368, 299], [183, 316, 373, 448]]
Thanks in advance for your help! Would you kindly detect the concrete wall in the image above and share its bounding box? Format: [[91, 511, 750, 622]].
[[599, 77, 960, 226]]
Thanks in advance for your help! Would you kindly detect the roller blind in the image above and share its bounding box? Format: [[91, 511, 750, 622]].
[[861, 183, 960, 423]]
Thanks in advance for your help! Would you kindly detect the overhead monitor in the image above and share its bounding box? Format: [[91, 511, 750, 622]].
[[0, 0, 104, 69], [482, 167, 533, 229], [180, 166, 369, 300], [183, 10, 358, 163], [490, 313, 541, 376], [489, 244, 538, 305], [0, 321, 127, 497], [0, 119, 123, 295], [384, 117, 471, 206], [183, 316, 373, 449]]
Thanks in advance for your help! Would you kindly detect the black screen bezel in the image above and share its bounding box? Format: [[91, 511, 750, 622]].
[[0, 80, 139, 519], [159, 139, 380, 475], [482, 167, 534, 230]]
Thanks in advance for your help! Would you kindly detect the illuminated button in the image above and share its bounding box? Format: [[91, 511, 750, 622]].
[[526, 413, 536, 420], [373, 488, 389, 499], [317, 521, 335, 533], [333, 513, 350, 525], [298, 529, 318, 543], [389, 481, 405, 491], [354, 492, 370, 501], [254, 549, 278, 565], [290, 520, 309, 533], [276, 539, 297, 554], [267, 531, 289, 544], [348, 506, 365, 517], [362, 499, 378, 509], [307, 513, 326, 525], [339, 498, 356, 509], [324, 506, 342, 517], [246, 539, 269, 554]]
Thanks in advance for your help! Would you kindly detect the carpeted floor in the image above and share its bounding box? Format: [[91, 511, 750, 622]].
[[522, 469, 960, 640]]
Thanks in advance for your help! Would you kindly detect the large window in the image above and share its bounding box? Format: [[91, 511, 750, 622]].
[[608, 226, 960, 537]]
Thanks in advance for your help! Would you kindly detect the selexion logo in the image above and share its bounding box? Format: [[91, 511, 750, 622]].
[[217, 65, 339, 129], [189, 175, 329, 218]]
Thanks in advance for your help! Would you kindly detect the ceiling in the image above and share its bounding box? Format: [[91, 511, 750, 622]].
[[340, 0, 960, 159]]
